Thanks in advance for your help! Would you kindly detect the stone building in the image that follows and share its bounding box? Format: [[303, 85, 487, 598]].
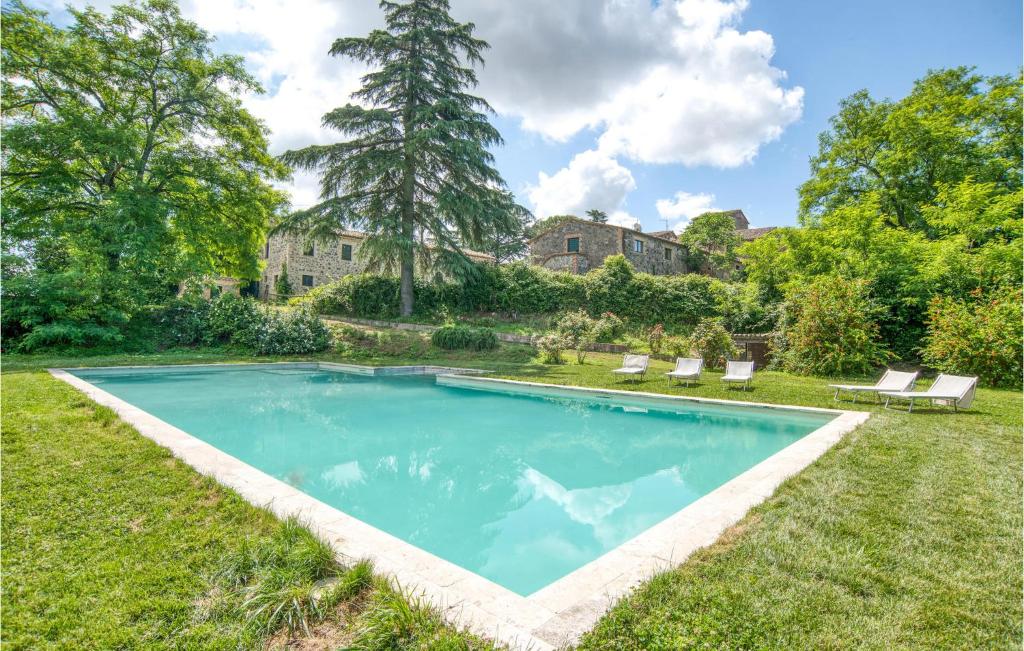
[[258, 230, 494, 299], [527, 217, 688, 276], [527, 210, 777, 277]]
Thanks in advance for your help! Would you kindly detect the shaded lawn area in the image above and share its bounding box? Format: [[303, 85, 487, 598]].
[[3, 343, 1021, 649]]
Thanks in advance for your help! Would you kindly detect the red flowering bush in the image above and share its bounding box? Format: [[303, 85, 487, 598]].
[[921, 288, 1022, 388]]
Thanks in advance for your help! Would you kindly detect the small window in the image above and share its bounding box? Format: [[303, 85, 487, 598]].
[[210, 286, 221, 298], [664, 247, 672, 261], [264, 241, 270, 257], [566, 237, 580, 253], [301, 275, 314, 287], [341, 243, 353, 261], [634, 240, 644, 253], [303, 243, 314, 257]]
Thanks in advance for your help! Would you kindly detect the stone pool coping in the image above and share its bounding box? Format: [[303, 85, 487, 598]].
[[50, 362, 870, 650]]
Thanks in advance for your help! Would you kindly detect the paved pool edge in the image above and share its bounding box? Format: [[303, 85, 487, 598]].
[[50, 362, 870, 650]]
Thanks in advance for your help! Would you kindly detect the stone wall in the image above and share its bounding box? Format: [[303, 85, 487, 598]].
[[529, 218, 687, 276]]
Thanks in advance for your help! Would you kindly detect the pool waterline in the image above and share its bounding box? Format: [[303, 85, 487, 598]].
[[52, 362, 869, 650]]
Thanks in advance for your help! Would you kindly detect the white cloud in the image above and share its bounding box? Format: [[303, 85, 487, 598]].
[[655, 191, 719, 230], [526, 150, 636, 220], [459, 0, 803, 167]]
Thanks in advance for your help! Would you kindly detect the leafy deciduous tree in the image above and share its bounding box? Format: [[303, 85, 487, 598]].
[[1, 0, 286, 346], [678, 211, 741, 277]]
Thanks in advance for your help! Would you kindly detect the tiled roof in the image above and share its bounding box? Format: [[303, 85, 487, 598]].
[[736, 227, 777, 241]]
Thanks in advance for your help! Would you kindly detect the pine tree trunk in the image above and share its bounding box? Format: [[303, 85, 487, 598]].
[[399, 114, 416, 316], [399, 211, 415, 316]]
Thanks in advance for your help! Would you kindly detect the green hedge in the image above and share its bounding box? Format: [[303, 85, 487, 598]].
[[160, 294, 331, 355], [300, 256, 756, 330]]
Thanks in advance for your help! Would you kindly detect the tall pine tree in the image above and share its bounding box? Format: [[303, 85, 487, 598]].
[[279, 0, 523, 315]]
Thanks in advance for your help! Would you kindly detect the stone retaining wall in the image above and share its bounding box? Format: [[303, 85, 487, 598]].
[[325, 316, 629, 353]]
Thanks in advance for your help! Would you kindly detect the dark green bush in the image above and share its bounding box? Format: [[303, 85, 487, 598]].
[[204, 293, 262, 345], [159, 295, 212, 346], [161, 294, 330, 355], [430, 324, 498, 351]]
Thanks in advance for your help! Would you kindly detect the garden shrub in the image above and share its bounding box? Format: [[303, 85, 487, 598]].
[[3, 267, 131, 350], [647, 324, 665, 354], [664, 335, 692, 358], [241, 306, 332, 355], [536, 333, 567, 364], [555, 309, 598, 363], [775, 276, 890, 376], [593, 312, 625, 342], [159, 295, 212, 346], [921, 287, 1022, 388], [204, 293, 262, 345], [689, 318, 737, 369], [161, 294, 330, 355], [275, 262, 293, 298], [430, 324, 498, 351]]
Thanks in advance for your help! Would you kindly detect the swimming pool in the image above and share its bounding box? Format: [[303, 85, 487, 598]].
[[56, 363, 867, 648]]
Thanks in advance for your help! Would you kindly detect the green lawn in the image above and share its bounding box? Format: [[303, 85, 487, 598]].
[[3, 338, 1021, 649]]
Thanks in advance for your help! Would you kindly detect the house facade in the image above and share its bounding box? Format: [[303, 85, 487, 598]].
[[528, 218, 688, 276], [259, 231, 494, 299]]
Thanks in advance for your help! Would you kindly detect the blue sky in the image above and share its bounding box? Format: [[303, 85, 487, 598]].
[[491, 0, 1022, 229], [35, 0, 1022, 231]]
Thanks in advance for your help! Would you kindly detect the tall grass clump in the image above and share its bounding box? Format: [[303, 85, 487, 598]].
[[430, 324, 498, 351], [202, 517, 373, 643]]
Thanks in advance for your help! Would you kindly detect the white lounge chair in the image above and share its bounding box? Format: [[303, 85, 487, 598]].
[[829, 369, 918, 403], [612, 354, 649, 382], [666, 357, 703, 386], [881, 374, 978, 413], [721, 360, 754, 390]]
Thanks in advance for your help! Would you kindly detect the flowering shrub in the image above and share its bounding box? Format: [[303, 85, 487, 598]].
[[536, 333, 568, 364], [921, 288, 1022, 387], [775, 276, 889, 376], [689, 318, 737, 369], [162, 294, 329, 355], [204, 293, 262, 345], [555, 310, 597, 363], [237, 306, 331, 355]]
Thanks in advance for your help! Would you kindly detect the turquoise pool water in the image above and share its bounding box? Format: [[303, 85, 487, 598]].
[[72, 367, 833, 595]]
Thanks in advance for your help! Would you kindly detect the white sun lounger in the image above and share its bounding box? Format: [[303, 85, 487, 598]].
[[880, 374, 978, 413], [721, 360, 754, 390], [666, 357, 703, 386], [829, 369, 918, 403], [612, 354, 649, 382]]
